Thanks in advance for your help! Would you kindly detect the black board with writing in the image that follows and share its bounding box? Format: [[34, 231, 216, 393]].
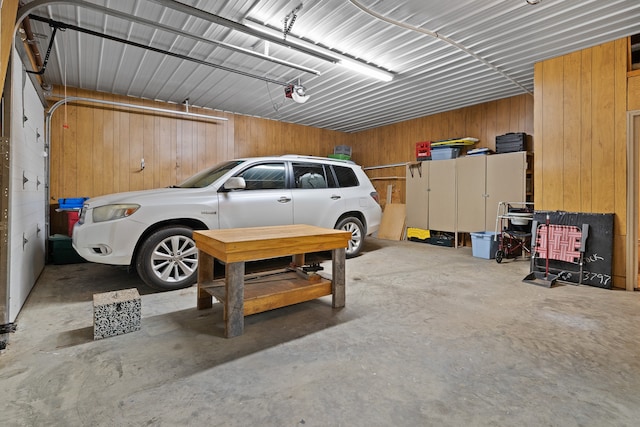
[[532, 211, 614, 289]]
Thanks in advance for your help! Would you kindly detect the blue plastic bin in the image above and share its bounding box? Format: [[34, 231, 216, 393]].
[[470, 231, 499, 259], [58, 197, 89, 209]]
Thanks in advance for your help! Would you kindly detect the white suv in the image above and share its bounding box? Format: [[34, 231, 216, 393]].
[[72, 155, 382, 290]]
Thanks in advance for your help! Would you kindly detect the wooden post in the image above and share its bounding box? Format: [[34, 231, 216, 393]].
[[225, 261, 245, 338], [292, 253, 305, 267], [197, 250, 213, 309], [332, 247, 346, 308]]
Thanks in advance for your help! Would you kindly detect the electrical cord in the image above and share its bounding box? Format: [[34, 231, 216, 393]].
[[266, 80, 285, 115]]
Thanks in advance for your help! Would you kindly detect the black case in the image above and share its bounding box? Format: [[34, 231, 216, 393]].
[[426, 233, 455, 247], [496, 132, 526, 153]]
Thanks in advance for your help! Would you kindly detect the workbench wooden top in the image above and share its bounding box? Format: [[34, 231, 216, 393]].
[[193, 224, 352, 263]]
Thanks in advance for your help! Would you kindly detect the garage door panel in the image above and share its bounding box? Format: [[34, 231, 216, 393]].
[[23, 117, 43, 142], [6, 52, 47, 323], [9, 226, 45, 319]]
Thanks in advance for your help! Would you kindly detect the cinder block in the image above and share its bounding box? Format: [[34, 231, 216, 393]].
[[93, 288, 141, 340]]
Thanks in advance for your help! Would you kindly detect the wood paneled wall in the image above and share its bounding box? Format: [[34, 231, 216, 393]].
[[533, 39, 629, 287], [49, 88, 234, 200], [48, 87, 348, 202], [1, 1, 19, 97], [233, 114, 351, 159], [629, 74, 640, 111], [350, 94, 534, 206]]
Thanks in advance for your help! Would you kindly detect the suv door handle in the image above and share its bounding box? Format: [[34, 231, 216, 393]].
[[330, 195, 341, 200], [278, 196, 292, 203]]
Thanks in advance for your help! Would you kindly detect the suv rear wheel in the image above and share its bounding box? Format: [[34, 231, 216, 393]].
[[136, 226, 198, 291], [335, 216, 364, 258]]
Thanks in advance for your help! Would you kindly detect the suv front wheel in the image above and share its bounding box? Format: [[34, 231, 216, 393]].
[[335, 216, 364, 258], [136, 226, 199, 291]]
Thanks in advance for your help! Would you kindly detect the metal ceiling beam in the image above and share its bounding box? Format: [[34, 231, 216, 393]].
[[16, 0, 321, 76], [147, 0, 337, 63], [28, 14, 293, 87]]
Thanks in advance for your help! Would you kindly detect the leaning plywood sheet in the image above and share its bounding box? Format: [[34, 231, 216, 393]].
[[377, 203, 406, 241]]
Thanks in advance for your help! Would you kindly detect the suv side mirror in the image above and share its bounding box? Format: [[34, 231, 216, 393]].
[[223, 176, 246, 191]]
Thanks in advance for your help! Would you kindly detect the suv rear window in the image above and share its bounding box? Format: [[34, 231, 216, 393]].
[[333, 165, 359, 188]]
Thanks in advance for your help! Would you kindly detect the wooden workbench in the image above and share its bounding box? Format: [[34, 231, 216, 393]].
[[193, 224, 352, 338]]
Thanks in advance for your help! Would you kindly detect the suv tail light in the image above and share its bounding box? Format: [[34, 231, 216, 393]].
[[370, 191, 380, 204]]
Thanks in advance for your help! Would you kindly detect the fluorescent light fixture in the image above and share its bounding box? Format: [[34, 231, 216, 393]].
[[338, 57, 394, 82], [244, 18, 394, 82]]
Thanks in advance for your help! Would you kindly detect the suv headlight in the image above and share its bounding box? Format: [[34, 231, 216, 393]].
[[92, 204, 140, 223]]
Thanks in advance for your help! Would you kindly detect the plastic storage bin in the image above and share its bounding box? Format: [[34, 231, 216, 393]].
[[330, 145, 352, 160], [58, 197, 89, 209], [430, 147, 460, 160], [470, 231, 499, 259], [327, 153, 351, 160], [66, 211, 79, 236], [48, 234, 86, 264], [333, 145, 352, 156]]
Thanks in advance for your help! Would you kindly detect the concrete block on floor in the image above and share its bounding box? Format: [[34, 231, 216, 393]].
[[93, 288, 141, 340]]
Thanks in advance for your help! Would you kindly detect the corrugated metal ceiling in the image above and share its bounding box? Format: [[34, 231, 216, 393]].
[[17, 0, 640, 132]]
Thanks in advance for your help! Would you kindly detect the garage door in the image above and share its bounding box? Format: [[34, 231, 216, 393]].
[[2, 50, 46, 324]]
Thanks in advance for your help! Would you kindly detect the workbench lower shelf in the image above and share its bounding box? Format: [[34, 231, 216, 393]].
[[199, 270, 332, 317]]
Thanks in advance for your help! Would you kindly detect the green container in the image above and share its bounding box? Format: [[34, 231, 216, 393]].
[[48, 234, 86, 265], [327, 153, 351, 160]]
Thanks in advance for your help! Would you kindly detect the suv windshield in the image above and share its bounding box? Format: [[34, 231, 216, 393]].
[[176, 160, 244, 188]]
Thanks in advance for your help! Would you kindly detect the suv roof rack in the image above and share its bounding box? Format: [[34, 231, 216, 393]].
[[280, 154, 355, 164]]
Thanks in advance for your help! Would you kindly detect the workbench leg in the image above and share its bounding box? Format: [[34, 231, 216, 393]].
[[197, 250, 213, 310], [332, 247, 346, 308], [225, 261, 245, 338], [292, 253, 305, 267]]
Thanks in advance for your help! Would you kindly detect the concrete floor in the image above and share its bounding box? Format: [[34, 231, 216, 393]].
[[2, 238, 640, 426]]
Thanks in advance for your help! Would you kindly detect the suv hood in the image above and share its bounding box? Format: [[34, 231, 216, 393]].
[[84, 187, 213, 208]]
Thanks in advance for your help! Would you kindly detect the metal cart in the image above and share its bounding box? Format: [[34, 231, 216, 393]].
[[494, 201, 534, 263]]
